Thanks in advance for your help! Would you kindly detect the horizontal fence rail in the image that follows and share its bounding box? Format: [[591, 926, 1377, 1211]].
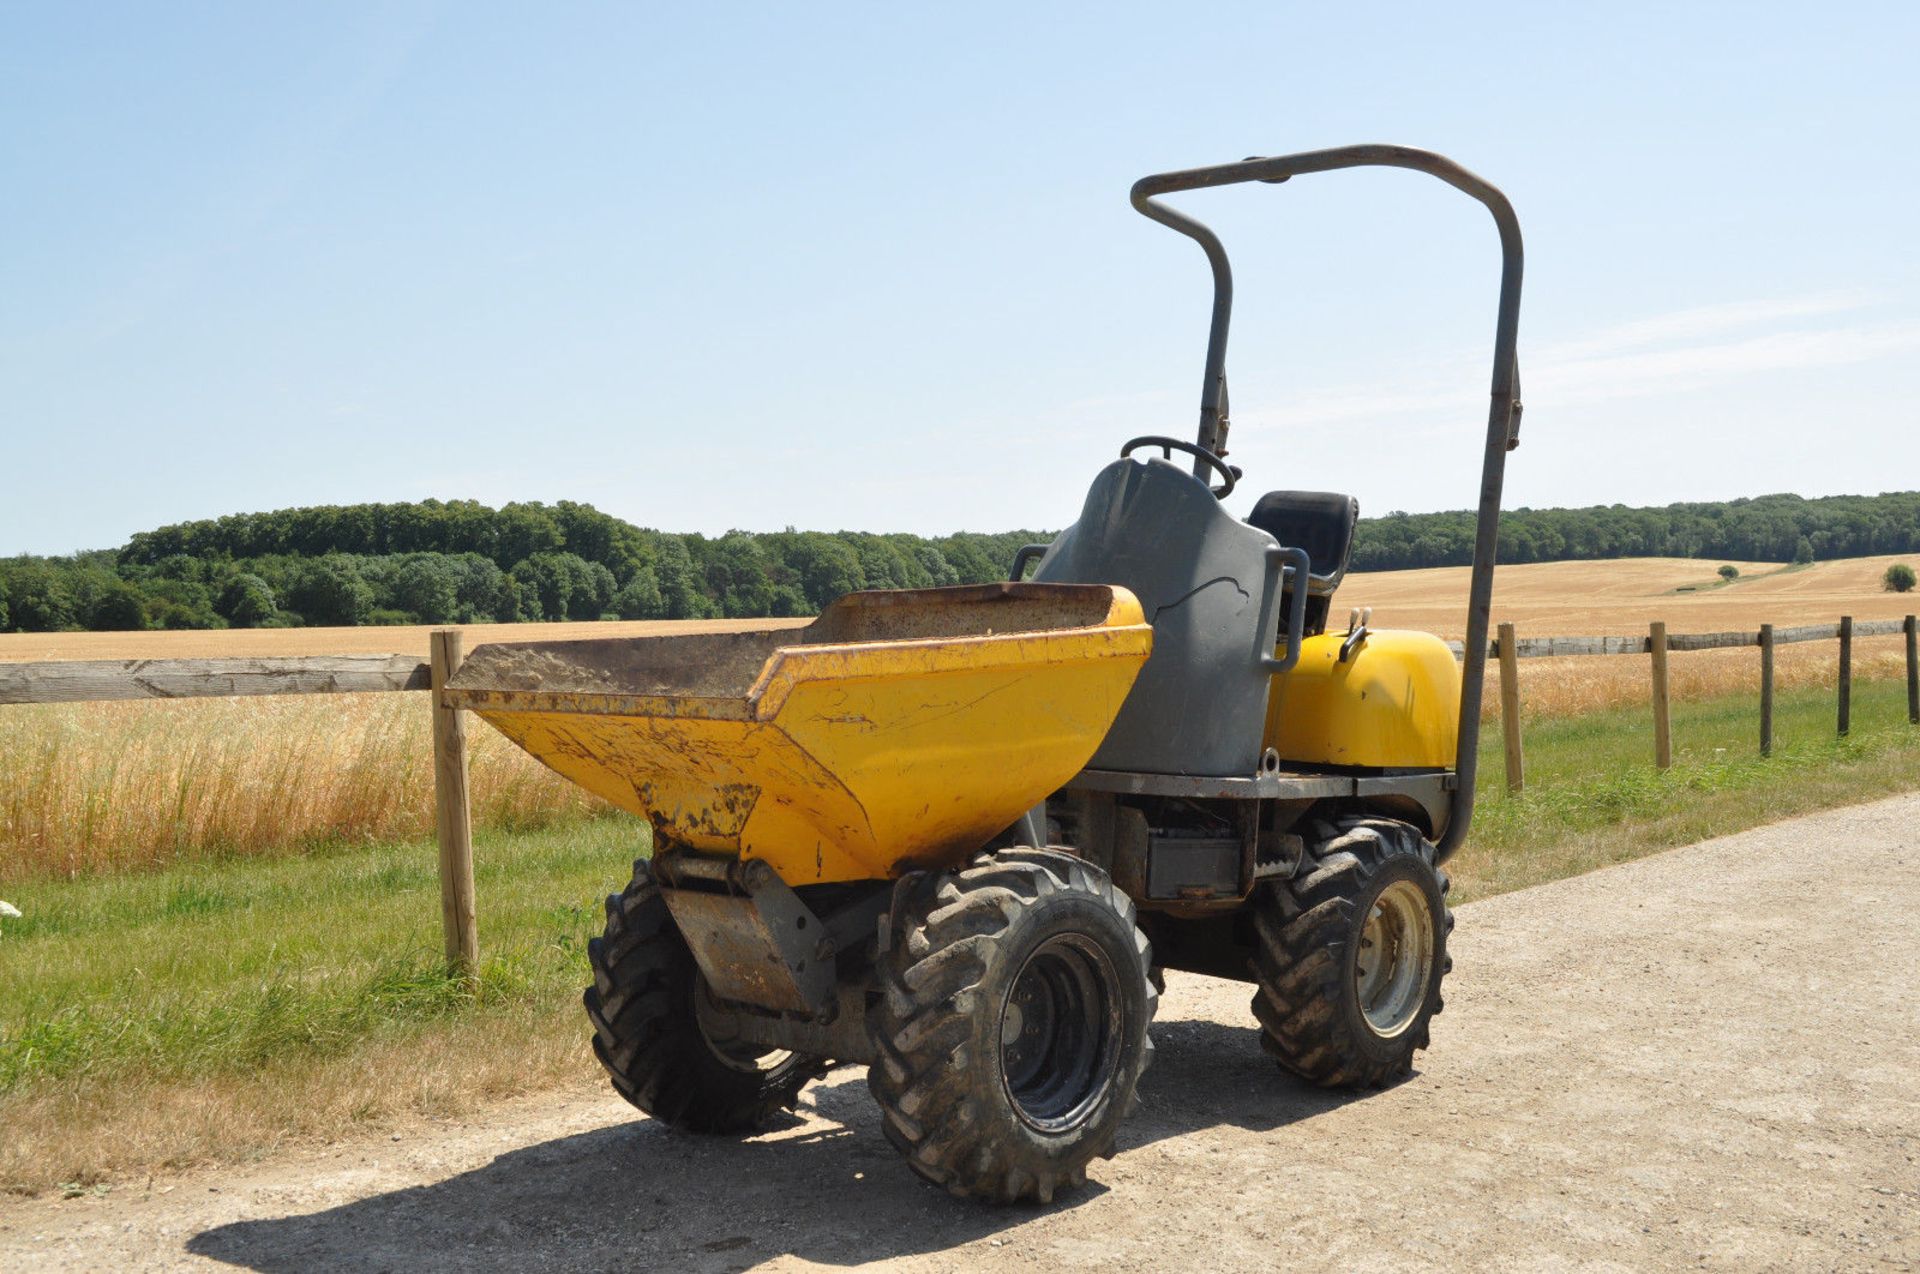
[[0, 654, 431, 705], [1444, 617, 1911, 660]]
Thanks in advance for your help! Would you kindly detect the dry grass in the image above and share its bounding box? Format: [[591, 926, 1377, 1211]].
[[1, 560, 1911, 881], [0, 617, 805, 885], [1339, 553, 1917, 721], [1347, 552, 1920, 636], [0, 1010, 590, 1193], [0, 696, 602, 883], [0, 616, 804, 664], [1496, 635, 1910, 720]]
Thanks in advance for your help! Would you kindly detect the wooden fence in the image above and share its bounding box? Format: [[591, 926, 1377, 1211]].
[[1478, 615, 1920, 792], [0, 631, 480, 979], [4, 614, 1917, 958]]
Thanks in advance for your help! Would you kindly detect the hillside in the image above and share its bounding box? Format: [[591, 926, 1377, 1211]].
[[1349, 554, 1920, 637], [7, 554, 1913, 662], [1, 491, 1916, 634]]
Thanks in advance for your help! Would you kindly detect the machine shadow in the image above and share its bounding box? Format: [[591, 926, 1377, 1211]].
[[186, 1009, 1375, 1272]]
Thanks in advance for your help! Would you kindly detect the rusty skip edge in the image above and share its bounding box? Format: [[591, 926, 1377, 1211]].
[[439, 622, 1152, 721]]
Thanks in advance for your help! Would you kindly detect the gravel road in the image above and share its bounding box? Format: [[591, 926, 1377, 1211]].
[[5, 794, 1918, 1272]]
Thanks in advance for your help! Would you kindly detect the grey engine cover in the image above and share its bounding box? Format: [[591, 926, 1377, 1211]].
[[1033, 457, 1285, 777]]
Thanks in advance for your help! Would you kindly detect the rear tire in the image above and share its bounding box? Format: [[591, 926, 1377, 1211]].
[[867, 848, 1156, 1203], [584, 858, 823, 1132], [1250, 816, 1451, 1088]]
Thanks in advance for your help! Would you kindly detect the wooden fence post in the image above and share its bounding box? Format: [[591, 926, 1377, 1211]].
[[1497, 621, 1524, 793], [1837, 615, 1853, 738], [1759, 623, 1775, 757], [1905, 615, 1918, 726], [430, 629, 478, 979], [1649, 620, 1672, 769]]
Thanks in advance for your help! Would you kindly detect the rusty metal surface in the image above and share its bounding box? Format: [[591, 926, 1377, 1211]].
[[658, 859, 837, 1016], [444, 582, 1138, 716], [706, 980, 878, 1066]]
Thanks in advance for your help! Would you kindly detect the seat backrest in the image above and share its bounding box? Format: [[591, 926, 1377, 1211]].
[[1032, 457, 1284, 777], [1246, 490, 1359, 595]]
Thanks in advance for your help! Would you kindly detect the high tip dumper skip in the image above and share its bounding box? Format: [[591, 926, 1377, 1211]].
[[444, 144, 1524, 1204]]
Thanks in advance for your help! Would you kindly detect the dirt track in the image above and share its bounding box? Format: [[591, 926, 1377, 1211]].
[[6, 795, 1919, 1272]]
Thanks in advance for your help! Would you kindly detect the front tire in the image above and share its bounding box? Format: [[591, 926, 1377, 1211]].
[[1250, 817, 1451, 1087], [584, 857, 822, 1132], [867, 848, 1156, 1203]]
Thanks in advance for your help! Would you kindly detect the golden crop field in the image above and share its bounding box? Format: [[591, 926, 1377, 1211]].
[[2, 555, 1913, 881], [1345, 552, 1919, 718], [1347, 552, 1920, 637]]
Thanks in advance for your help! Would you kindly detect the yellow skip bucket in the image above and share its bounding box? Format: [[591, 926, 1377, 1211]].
[[444, 583, 1151, 885]]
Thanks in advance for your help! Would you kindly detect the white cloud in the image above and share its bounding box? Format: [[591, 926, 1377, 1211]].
[[1225, 291, 1919, 434], [1537, 291, 1876, 362]]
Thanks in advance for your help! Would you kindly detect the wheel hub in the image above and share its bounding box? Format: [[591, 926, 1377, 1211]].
[[999, 934, 1123, 1133], [1354, 878, 1435, 1038]]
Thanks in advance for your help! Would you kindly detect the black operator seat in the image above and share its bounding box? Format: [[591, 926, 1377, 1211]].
[[1246, 490, 1359, 637]]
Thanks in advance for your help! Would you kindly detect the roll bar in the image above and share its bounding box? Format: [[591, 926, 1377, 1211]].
[[1129, 144, 1525, 862]]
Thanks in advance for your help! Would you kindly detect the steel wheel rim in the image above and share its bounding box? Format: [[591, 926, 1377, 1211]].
[[1000, 934, 1123, 1133], [1355, 878, 1435, 1038]]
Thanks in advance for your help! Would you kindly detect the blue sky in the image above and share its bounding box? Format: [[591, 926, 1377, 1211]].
[[4, 2, 1916, 556]]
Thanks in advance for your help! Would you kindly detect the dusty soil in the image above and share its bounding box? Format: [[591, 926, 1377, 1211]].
[[5, 795, 1918, 1272]]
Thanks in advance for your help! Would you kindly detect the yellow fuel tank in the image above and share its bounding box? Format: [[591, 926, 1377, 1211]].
[[1264, 629, 1460, 769]]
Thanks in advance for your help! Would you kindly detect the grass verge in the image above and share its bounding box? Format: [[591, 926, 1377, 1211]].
[[3, 678, 1918, 1195], [1450, 675, 1920, 901], [0, 817, 647, 1196]]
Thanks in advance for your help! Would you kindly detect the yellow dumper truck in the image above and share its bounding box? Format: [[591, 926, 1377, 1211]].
[[445, 144, 1524, 1202]]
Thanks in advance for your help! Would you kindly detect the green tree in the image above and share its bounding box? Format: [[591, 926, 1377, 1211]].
[[390, 557, 459, 624], [140, 576, 224, 629], [495, 503, 565, 567], [612, 566, 664, 619], [1884, 563, 1917, 593], [1717, 564, 1739, 581], [1792, 537, 1815, 565], [652, 537, 713, 619], [787, 534, 865, 608], [511, 552, 607, 621], [216, 574, 278, 627], [286, 556, 373, 626], [701, 534, 778, 617], [438, 553, 509, 622], [86, 581, 150, 631], [0, 560, 78, 631]]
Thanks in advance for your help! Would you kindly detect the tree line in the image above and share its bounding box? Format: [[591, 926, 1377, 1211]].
[[1, 491, 1915, 632], [0, 500, 1041, 631], [1355, 491, 1920, 571]]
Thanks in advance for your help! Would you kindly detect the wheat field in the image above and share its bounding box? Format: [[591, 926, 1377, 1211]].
[[1341, 552, 1917, 719], [2, 555, 1913, 881]]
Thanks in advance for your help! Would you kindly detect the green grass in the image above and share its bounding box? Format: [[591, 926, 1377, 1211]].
[[2, 677, 1916, 1192], [0, 817, 648, 1096], [1451, 674, 1920, 900]]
